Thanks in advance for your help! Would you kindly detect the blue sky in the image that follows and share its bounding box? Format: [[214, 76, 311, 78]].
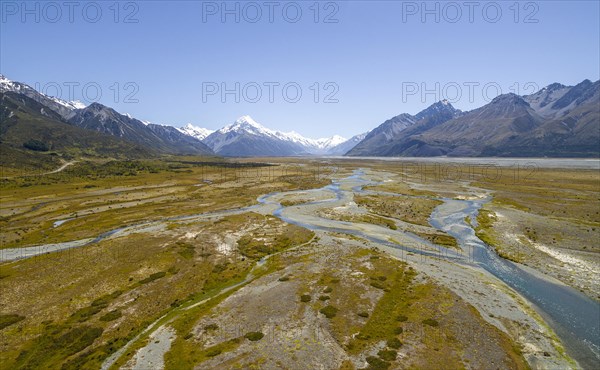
[[1, 1, 599, 138]]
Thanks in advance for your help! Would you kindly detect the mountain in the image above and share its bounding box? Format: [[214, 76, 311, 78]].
[[327, 132, 370, 156], [395, 94, 545, 156], [0, 91, 150, 169], [347, 81, 599, 157], [524, 79, 598, 120], [0, 75, 215, 157], [202, 116, 310, 156], [507, 80, 600, 157], [68, 103, 214, 156], [178, 124, 214, 141], [347, 100, 461, 156], [0, 74, 85, 120], [200, 115, 348, 157]]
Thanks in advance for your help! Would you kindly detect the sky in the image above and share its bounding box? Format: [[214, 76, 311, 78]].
[[1, 0, 599, 139]]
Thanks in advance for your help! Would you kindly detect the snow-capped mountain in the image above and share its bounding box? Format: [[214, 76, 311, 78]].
[[200, 115, 350, 156], [0, 74, 86, 119], [327, 131, 370, 155], [178, 123, 215, 141], [315, 135, 347, 150]]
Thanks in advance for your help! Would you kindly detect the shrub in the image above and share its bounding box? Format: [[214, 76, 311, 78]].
[[370, 281, 386, 290], [23, 139, 50, 151], [319, 295, 330, 301], [99, 310, 122, 322], [396, 315, 408, 322], [378, 349, 397, 361], [206, 347, 221, 357], [139, 271, 166, 284], [422, 318, 439, 327], [387, 338, 402, 349], [204, 323, 219, 331], [0, 314, 25, 329], [244, 331, 264, 341], [358, 311, 369, 318], [319, 305, 338, 319], [365, 356, 390, 370], [300, 294, 311, 303]]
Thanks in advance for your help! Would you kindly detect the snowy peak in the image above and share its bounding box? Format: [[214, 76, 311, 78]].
[[178, 123, 214, 140], [219, 115, 276, 136], [314, 135, 347, 149], [0, 74, 87, 118]]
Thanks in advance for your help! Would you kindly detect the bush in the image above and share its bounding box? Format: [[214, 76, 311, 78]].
[[370, 281, 386, 290], [387, 338, 402, 349], [99, 310, 121, 322], [139, 271, 166, 284], [319, 295, 330, 301], [206, 347, 221, 357], [394, 327, 403, 335], [319, 305, 338, 319], [396, 315, 408, 322], [278, 275, 290, 282], [358, 311, 369, 318], [422, 318, 439, 327], [244, 331, 264, 341], [0, 314, 25, 329], [23, 139, 50, 151], [300, 294, 311, 303], [365, 356, 390, 370], [204, 323, 219, 331], [378, 349, 397, 361]]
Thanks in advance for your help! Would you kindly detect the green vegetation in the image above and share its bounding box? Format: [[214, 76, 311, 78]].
[[422, 318, 439, 327], [365, 355, 391, 370], [300, 294, 311, 303], [354, 194, 442, 226], [319, 305, 338, 319], [14, 324, 103, 369], [0, 313, 25, 329], [99, 310, 122, 322], [139, 271, 167, 284], [378, 349, 398, 361], [23, 139, 50, 152], [244, 331, 264, 341], [386, 338, 402, 349]]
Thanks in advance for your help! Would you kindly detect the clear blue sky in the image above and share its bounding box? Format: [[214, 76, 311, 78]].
[[1, 1, 599, 138]]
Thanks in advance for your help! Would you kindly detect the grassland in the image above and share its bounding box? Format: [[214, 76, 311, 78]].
[[0, 158, 327, 369], [0, 157, 594, 368]]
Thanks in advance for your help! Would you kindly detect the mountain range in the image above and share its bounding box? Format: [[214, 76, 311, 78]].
[[1, 74, 598, 162], [347, 79, 599, 157], [200, 116, 349, 156], [0, 75, 358, 159]]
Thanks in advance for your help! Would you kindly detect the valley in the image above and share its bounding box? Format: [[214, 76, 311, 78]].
[[1, 157, 598, 369]]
